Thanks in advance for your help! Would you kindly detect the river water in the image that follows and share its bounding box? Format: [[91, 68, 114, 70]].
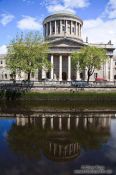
[[0, 110, 116, 175]]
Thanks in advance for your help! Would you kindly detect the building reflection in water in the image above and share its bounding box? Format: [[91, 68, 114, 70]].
[[8, 113, 111, 162], [16, 113, 111, 131]]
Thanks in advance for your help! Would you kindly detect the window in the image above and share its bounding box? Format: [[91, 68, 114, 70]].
[[62, 20, 65, 24], [58, 26, 60, 34], [72, 27, 75, 33], [62, 26, 65, 31], [5, 74, 7, 79], [94, 73, 98, 78], [1, 61, 2, 64], [31, 72, 34, 78], [80, 72, 83, 79], [115, 62, 116, 65], [46, 72, 50, 79], [52, 26, 55, 33]]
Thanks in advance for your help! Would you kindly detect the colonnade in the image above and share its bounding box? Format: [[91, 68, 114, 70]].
[[41, 54, 114, 81], [53, 54, 71, 81], [48, 142, 80, 159], [42, 54, 80, 81], [103, 57, 114, 81], [16, 115, 111, 130], [44, 20, 82, 38]]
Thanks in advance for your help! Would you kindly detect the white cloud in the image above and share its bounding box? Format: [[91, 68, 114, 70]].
[[81, 0, 116, 54], [82, 18, 116, 50], [17, 16, 42, 30], [0, 13, 15, 26], [103, 0, 116, 19], [47, 4, 75, 14], [64, 0, 89, 8], [0, 45, 7, 54], [46, 0, 90, 14]]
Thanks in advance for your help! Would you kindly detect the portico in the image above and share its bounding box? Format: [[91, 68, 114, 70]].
[[49, 54, 71, 81]]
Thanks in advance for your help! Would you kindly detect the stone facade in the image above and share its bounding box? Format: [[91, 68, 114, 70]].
[[0, 12, 115, 81], [42, 13, 115, 81]]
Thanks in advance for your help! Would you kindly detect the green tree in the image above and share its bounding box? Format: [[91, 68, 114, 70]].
[[6, 32, 50, 80], [72, 46, 108, 82]]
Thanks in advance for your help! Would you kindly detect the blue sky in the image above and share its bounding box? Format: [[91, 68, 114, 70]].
[[0, 0, 116, 54]]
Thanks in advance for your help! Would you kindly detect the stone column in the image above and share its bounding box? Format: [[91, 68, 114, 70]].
[[84, 117, 87, 128], [80, 24, 81, 37], [46, 23, 48, 36], [67, 115, 70, 130], [50, 21, 51, 35], [76, 70, 80, 80], [77, 23, 79, 36], [55, 20, 56, 34], [22, 117, 26, 126], [105, 61, 109, 80], [59, 55, 62, 81], [42, 115, 46, 129], [60, 20, 62, 34], [78, 24, 80, 37], [110, 57, 114, 81], [84, 69, 88, 81], [50, 116, 54, 129], [42, 68, 46, 79], [51, 55, 54, 80], [76, 63, 80, 80], [75, 117, 79, 127], [67, 55, 71, 81], [70, 20, 72, 34], [65, 20, 67, 34], [89, 117, 93, 123], [102, 118, 107, 127], [75, 22, 77, 35], [16, 117, 20, 126], [59, 116, 62, 130]]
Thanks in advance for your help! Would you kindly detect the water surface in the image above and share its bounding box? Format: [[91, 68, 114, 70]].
[[0, 112, 116, 174]]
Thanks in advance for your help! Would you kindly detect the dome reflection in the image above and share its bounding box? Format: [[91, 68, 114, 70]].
[[8, 113, 111, 161]]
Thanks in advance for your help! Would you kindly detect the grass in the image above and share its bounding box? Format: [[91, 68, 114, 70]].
[[0, 91, 116, 111], [23, 91, 116, 101], [18, 91, 116, 109]]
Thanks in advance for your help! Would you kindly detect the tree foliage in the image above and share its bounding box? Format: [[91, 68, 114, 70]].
[[6, 32, 50, 80], [71, 46, 108, 82]]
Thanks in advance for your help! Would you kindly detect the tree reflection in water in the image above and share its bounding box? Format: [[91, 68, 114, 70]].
[[8, 113, 111, 161]]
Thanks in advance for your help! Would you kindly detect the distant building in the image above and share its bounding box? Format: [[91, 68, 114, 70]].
[[0, 12, 115, 81]]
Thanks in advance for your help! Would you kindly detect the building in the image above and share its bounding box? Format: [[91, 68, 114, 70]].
[[0, 12, 115, 81]]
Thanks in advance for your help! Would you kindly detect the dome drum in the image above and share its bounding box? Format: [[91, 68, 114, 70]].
[[43, 13, 83, 41]]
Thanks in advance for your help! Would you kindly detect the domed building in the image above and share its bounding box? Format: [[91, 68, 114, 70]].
[[41, 12, 115, 81], [0, 12, 115, 81]]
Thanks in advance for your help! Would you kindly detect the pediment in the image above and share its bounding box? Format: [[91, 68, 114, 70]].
[[47, 38, 85, 48]]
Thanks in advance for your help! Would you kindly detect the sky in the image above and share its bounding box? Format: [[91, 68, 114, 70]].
[[0, 0, 116, 54]]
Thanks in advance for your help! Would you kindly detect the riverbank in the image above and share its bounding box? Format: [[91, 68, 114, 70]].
[[23, 91, 116, 101], [18, 91, 116, 107], [1, 91, 116, 110]]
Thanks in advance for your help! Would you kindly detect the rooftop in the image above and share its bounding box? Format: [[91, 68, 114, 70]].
[[43, 12, 83, 24]]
